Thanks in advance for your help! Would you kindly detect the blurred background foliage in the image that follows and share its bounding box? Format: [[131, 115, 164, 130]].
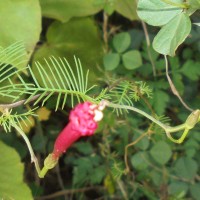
[[0, 0, 200, 200]]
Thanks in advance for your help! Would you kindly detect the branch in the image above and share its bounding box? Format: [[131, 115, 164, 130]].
[[35, 186, 105, 200], [0, 94, 42, 109]]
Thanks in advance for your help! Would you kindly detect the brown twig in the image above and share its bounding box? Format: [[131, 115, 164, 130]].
[[124, 130, 150, 173], [103, 12, 109, 52], [0, 94, 42, 109], [35, 186, 105, 200], [55, 164, 67, 200], [164, 55, 193, 112], [141, 21, 157, 77]]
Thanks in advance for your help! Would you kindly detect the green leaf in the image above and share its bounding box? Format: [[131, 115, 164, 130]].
[[172, 73, 184, 95], [131, 152, 149, 170], [150, 170, 162, 186], [150, 141, 172, 165], [181, 60, 200, 81], [0, 0, 41, 68], [190, 183, 200, 200], [113, 32, 131, 53], [89, 165, 106, 184], [122, 50, 142, 70], [32, 18, 103, 86], [103, 53, 120, 70], [153, 13, 191, 56], [104, 0, 115, 15], [168, 181, 188, 196], [137, 0, 183, 26], [39, 0, 103, 22], [151, 89, 169, 115], [174, 157, 198, 180], [188, 0, 200, 8], [134, 133, 150, 150], [74, 142, 93, 155], [0, 141, 33, 200], [114, 0, 139, 21]]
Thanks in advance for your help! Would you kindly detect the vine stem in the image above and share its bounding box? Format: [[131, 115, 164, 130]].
[[106, 102, 186, 133], [11, 122, 42, 177]]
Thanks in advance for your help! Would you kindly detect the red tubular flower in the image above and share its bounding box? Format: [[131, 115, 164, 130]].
[[52, 101, 105, 159]]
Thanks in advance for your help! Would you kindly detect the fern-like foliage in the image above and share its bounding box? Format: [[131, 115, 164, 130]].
[[0, 42, 153, 115], [107, 80, 152, 115], [111, 160, 125, 180], [25, 56, 103, 110], [0, 108, 37, 132], [0, 42, 107, 110], [0, 42, 33, 102], [152, 115, 171, 134]]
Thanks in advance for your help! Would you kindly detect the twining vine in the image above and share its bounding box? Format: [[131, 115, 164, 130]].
[[0, 42, 200, 178]]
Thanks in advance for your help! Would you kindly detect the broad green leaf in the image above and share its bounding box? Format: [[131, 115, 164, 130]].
[[32, 18, 103, 86], [150, 170, 162, 186], [174, 157, 198, 180], [0, 0, 41, 68], [184, 139, 198, 157], [137, 0, 183, 26], [103, 53, 120, 70], [131, 152, 149, 170], [168, 181, 188, 196], [114, 0, 139, 21], [153, 13, 191, 56], [39, 0, 103, 22], [113, 32, 131, 53], [190, 183, 200, 200], [189, 0, 200, 8], [150, 141, 172, 165], [0, 141, 33, 200], [181, 60, 200, 81], [122, 50, 142, 70], [104, 0, 115, 15]]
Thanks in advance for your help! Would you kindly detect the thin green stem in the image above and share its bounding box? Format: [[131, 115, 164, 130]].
[[166, 128, 189, 144], [160, 0, 189, 8], [39, 166, 49, 178], [11, 122, 54, 178], [107, 102, 189, 139], [11, 122, 42, 175], [166, 123, 186, 133], [107, 102, 168, 130]]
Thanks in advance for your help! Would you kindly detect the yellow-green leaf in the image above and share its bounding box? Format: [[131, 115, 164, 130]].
[[0, 0, 41, 69], [0, 141, 33, 200], [39, 0, 103, 22]]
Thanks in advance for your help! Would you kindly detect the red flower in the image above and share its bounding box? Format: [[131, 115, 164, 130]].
[[52, 102, 105, 159]]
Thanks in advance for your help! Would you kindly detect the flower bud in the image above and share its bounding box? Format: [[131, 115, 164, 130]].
[[185, 109, 200, 129]]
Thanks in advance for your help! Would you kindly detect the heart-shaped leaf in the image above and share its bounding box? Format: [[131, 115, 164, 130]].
[[153, 13, 191, 56], [137, 0, 183, 26]]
